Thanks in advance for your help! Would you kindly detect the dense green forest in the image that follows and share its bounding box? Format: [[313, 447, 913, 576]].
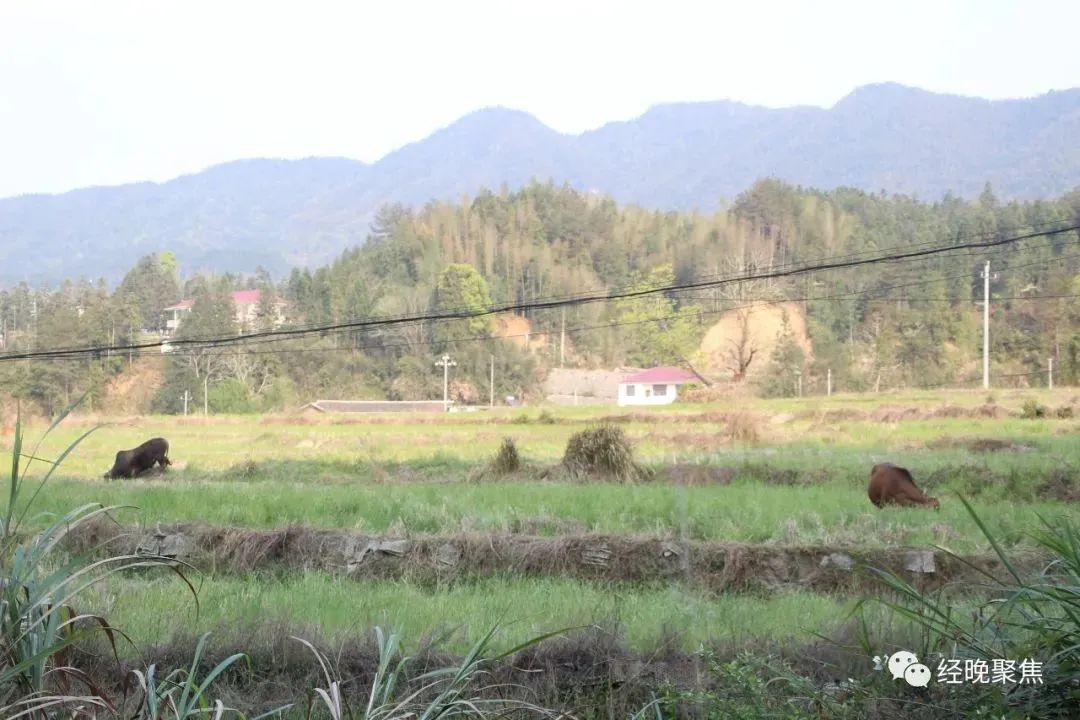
[[1, 179, 1078, 415]]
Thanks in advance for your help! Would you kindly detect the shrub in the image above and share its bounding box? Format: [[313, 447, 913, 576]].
[[208, 378, 258, 414], [1020, 399, 1047, 419], [490, 437, 522, 475], [511, 410, 556, 425], [1054, 405, 1074, 419], [675, 382, 701, 401], [562, 424, 646, 482]]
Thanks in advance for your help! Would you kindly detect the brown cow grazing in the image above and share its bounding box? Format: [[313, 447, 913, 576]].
[[868, 463, 940, 510], [104, 437, 171, 479]]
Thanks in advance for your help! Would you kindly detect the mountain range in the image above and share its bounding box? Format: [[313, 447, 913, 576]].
[[2, 82, 1078, 286]]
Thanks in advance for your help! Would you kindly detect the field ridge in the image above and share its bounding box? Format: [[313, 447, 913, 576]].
[[66, 520, 1049, 595]]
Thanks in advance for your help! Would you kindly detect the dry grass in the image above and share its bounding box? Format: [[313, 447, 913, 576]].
[[490, 437, 522, 475], [720, 411, 764, 443], [796, 403, 1014, 424], [655, 464, 737, 486], [926, 437, 1034, 453], [561, 425, 647, 483], [1037, 469, 1080, 502], [63, 519, 1050, 596], [100, 356, 166, 415], [678, 383, 751, 403]]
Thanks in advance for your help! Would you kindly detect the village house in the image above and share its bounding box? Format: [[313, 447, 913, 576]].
[[617, 366, 700, 407], [162, 289, 287, 336]]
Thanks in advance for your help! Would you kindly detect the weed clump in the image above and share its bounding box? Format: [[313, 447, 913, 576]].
[[1037, 468, 1080, 502], [511, 410, 557, 425], [1021, 399, 1047, 419], [561, 424, 646, 482], [490, 437, 522, 475], [722, 412, 763, 443]]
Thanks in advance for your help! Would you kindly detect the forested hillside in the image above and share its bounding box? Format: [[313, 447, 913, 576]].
[[1, 180, 1078, 416], [2, 83, 1078, 286]]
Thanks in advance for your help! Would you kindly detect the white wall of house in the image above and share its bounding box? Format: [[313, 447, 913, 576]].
[[235, 302, 287, 331], [617, 382, 681, 406], [165, 308, 188, 334], [164, 302, 287, 336]]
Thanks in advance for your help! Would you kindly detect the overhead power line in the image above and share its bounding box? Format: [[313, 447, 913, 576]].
[[157, 218, 1080, 342], [1, 222, 1077, 364], [150, 245, 1080, 361], [18, 250, 1080, 365]]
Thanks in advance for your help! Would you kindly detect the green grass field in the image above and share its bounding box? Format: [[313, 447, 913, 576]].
[[23, 477, 1075, 551], [10, 387, 1077, 475], [2, 387, 1078, 710], [6, 390, 1076, 552], [97, 572, 879, 655]]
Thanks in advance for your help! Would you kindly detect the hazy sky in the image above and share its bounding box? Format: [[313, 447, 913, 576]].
[[2, 0, 1077, 199]]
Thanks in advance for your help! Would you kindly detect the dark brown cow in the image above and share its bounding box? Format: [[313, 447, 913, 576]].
[[104, 437, 171, 479], [868, 463, 939, 510]]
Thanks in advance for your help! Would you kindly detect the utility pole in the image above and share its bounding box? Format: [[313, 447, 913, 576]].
[[435, 354, 456, 412], [204, 376, 209, 416], [827, 368, 832, 397], [560, 307, 566, 368], [795, 370, 802, 398], [981, 260, 998, 389], [489, 354, 494, 408], [183, 390, 189, 416], [30, 297, 37, 352], [1049, 358, 1053, 390]]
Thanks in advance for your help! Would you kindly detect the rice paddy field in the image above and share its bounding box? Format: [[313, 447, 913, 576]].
[[4, 386, 1080, 716]]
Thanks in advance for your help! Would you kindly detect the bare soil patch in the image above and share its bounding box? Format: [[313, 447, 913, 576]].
[[655, 464, 738, 486], [100, 356, 166, 415], [1036, 468, 1080, 502], [697, 302, 813, 382], [925, 437, 1035, 453], [798, 403, 1014, 424]]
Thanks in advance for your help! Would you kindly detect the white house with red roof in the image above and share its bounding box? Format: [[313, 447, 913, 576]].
[[163, 289, 286, 336], [617, 366, 700, 406]]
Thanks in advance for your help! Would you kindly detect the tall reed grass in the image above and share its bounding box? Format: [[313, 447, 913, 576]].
[[867, 494, 1080, 717]]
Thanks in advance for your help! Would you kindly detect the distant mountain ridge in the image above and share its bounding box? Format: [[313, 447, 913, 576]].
[[2, 82, 1078, 285]]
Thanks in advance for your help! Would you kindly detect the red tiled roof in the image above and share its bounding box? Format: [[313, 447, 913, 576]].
[[162, 289, 286, 311], [232, 289, 263, 305], [621, 366, 699, 384]]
